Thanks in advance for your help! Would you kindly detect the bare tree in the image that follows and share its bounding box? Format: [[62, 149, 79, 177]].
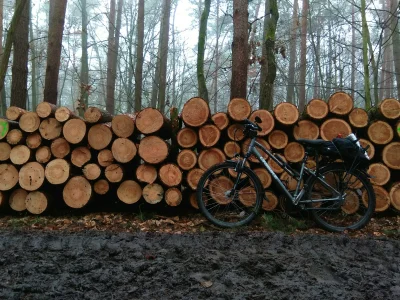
[[286, 0, 298, 105], [134, 0, 144, 112], [80, 0, 89, 113], [298, 0, 308, 112], [0, 0, 5, 115], [197, 0, 210, 102]]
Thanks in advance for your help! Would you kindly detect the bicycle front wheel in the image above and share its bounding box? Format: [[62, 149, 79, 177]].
[[305, 163, 375, 232], [196, 161, 263, 228]]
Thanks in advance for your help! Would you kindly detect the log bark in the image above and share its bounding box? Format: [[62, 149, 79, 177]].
[[274, 102, 299, 125], [262, 190, 278, 211], [82, 163, 101, 181], [55, 106, 78, 122], [241, 137, 270, 163], [189, 192, 198, 209], [39, 118, 62, 140], [186, 168, 204, 190], [293, 120, 319, 140], [268, 130, 288, 149], [378, 98, 400, 120], [367, 163, 391, 186], [181, 97, 210, 127], [0, 142, 11, 161], [84, 106, 113, 123], [198, 124, 220, 147], [19, 112, 40, 132], [227, 98, 251, 121], [44, 158, 70, 185], [9, 188, 27, 211], [348, 108, 369, 128], [176, 127, 198, 148], [0, 191, 7, 208], [26, 132, 42, 149], [63, 119, 87, 144], [111, 138, 137, 163], [97, 149, 114, 167], [328, 91, 354, 115], [0, 164, 19, 191], [138, 136, 169, 164], [135, 107, 170, 138], [227, 123, 245, 141], [10, 145, 31, 165], [19, 161, 45, 191], [105, 164, 124, 183], [63, 175, 92, 208], [284, 141, 305, 163], [88, 123, 113, 150], [50, 138, 70, 158], [111, 114, 135, 138], [359, 138, 375, 160], [254, 167, 272, 188], [117, 180, 142, 204], [142, 183, 164, 204], [305, 99, 328, 120], [71, 146, 91, 167], [94, 179, 110, 195], [249, 110, 275, 136], [382, 142, 400, 170], [177, 149, 197, 171], [136, 164, 158, 184], [165, 187, 182, 206], [159, 163, 182, 187], [25, 191, 50, 214], [367, 121, 393, 145], [389, 182, 400, 211], [211, 112, 229, 130], [36, 102, 57, 118], [35, 146, 52, 164], [320, 118, 352, 141], [363, 185, 390, 212], [6, 129, 24, 145], [223, 141, 241, 158], [198, 147, 225, 171], [6, 106, 26, 121]]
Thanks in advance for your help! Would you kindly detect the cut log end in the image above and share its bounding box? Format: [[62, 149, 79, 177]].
[[39, 118, 62, 140], [111, 138, 137, 163], [378, 98, 400, 120], [117, 180, 142, 204], [382, 142, 400, 170], [98, 149, 114, 167], [293, 120, 319, 140], [138, 136, 169, 164], [63, 176, 92, 209], [320, 118, 352, 141], [94, 179, 110, 195], [250, 110, 275, 136], [223, 141, 241, 158], [55, 106, 77, 122], [363, 185, 390, 212], [26, 132, 42, 149], [177, 149, 197, 170], [198, 148, 226, 171], [367, 163, 391, 186], [359, 139, 375, 160], [35, 146, 52, 164], [19, 112, 41, 133], [262, 191, 278, 211], [142, 183, 164, 204], [367, 121, 393, 145], [199, 124, 221, 147], [328, 91, 354, 115], [19, 162, 45, 191], [10, 145, 31, 165], [51, 138, 71, 159], [159, 163, 182, 187], [63, 119, 87, 144], [274, 102, 299, 125], [227, 98, 251, 121], [71, 146, 92, 167], [6, 106, 26, 121], [181, 97, 210, 127], [187, 168, 205, 190], [136, 108, 166, 135], [212, 112, 229, 130], [0, 164, 19, 191], [26, 191, 49, 214], [84, 107, 113, 123], [36, 102, 57, 118], [0, 142, 11, 161], [306, 99, 329, 120], [88, 124, 113, 150], [177, 128, 198, 148], [136, 164, 158, 184], [254, 168, 272, 189], [6, 129, 24, 145], [284, 142, 305, 163], [227, 124, 245, 141], [348, 108, 369, 128], [189, 192, 199, 209], [105, 164, 124, 183], [9, 188, 28, 212], [242, 138, 270, 163], [268, 130, 288, 149], [165, 187, 182, 206], [111, 114, 135, 138], [82, 163, 101, 181], [389, 182, 400, 211]]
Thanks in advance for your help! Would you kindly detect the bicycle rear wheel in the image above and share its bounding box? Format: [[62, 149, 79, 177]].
[[196, 161, 263, 228], [305, 163, 375, 232]]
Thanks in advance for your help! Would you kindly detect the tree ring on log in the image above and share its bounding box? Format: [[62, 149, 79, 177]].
[[111, 138, 137, 163], [268, 130, 288, 149], [177, 149, 197, 170], [142, 183, 164, 204], [98, 149, 114, 167], [378, 98, 400, 120], [227, 124, 245, 141], [19, 162, 45, 191], [71, 147, 92, 167], [111, 114, 135, 138], [177, 128, 198, 148], [88, 124, 113, 150], [262, 191, 278, 211], [0, 143, 11, 161], [306, 99, 328, 120], [367, 163, 391, 186], [211, 112, 229, 130], [284, 141, 305, 163], [320, 118, 351, 141], [186, 168, 205, 190], [0, 164, 19, 191], [328, 91, 354, 115], [293, 120, 319, 140], [10, 145, 31, 165], [359, 139, 375, 160], [382, 142, 400, 170], [165, 187, 182, 206], [136, 108, 165, 135], [63, 176, 92, 208], [19, 112, 41, 133], [117, 180, 142, 204], [63, 119, 87, 144], [390, 182, 400, 211], [9, 188, 28, 212], [26, 191, 48, 215], [363, 185, 390, 212], [254, 168, 272, 189], [199, 124, 220, 147], [181, 97, 210, 127], [198, 148, 226, 171], [274, 102, 299, 125], [26, 132, 42, 149], [227, 98, 251, 121], [250, 110, 275, 136], [51, 138, 71, 159], [348, 108, 369, 128], [341, 190, 360, 214], [242, 138, 270, 163], [35, 146, 52, 164], [136, 164, 158, 184], [367, 121, 393, 145]]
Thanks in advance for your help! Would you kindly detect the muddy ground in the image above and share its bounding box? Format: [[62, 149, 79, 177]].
[[0, 229, 399, 300]]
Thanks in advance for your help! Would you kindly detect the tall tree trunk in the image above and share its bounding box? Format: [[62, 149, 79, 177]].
[[171, 3, 177, 107], [259, 0, 279, 110], [134, 0, 144, 112], [197, 0, 210, 102], [361, 0, 372, 109], [213, 0, 220, 113], [0, 0, 5, 116], [43, 0, 67, 105], [106, 0, 116, 113], [351, 5, 356, 99], [286, 0, 298, 104], [29, 3, 38, 111], [298, 0, 308, 112], [390, 0, 400, 98], [80, 0, 89, 113], [230, 0, 248, 100]]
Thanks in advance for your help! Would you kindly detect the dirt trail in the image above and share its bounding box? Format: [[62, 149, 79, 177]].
[[0, 230, 399, 299]]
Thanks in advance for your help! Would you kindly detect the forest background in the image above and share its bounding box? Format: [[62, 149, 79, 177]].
[[0, 0, 399, 117]]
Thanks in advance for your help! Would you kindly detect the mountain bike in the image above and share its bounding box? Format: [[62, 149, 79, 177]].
[[196, 117, 376, 232]]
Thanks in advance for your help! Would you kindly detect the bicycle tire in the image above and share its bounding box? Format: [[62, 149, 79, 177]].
[[305, 163, 375, 232], [196, 161, 263, 228]]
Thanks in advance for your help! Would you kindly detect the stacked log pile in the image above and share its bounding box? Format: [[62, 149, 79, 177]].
[[0, 92, 399, 215]]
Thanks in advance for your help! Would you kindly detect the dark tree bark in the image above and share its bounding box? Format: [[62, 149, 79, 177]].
[[286, 0, 298, 104], [390, 0, 400, 98], [0, 0, 6, 116], [298, 0, 308, 112], [106, 0, 116, 113], [29, 3, 38, 110], [134, 0, 144, 112], [80, 0, 89, 114], [197, 0, 210, 102]]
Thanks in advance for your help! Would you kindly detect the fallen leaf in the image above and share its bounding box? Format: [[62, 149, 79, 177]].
[[201, 281, 213, 288]]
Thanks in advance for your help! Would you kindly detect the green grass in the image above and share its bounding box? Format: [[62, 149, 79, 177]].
[[261, 213, 308, 234]]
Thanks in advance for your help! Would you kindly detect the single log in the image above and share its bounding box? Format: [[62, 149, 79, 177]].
[[382, 142, 400, 170], [117, 180, 142, 204], [50, 138, 70, 159], [212, 112, 229, 130], [111, 114, 135, 138], [88, 123, 113, 150], [36, 102, 57, 118], [63, 176, 92, 208], [181, 97, 210, 127], [10, 145, 31, 165], [105, 164, 124, 183], [227, 124, 245, 141], [320, 118, 352, 141], [177, 149, 197, 171], [359, 139, 375, 160], [44, 158, 70, 185], [35, 146, 52, 164], [189, 192, 199, 209], [97, 149, 114, 167], [138, 135, 169, 164], [389, 182, 400, 211], [274, 102, 299, 125], [136, 164, 158, 184], [227, 157, 250, 178], [0, 191, 7, 207], [262, 190, 278, 211], [207, 175, 233, 204], [280, 172, 303, 191], [159, 163, 182, 187], [0, 164, 19, 191], [176, 127, 198, 148], [223, 141, 241, 158], [19, 112, 41, 133], [242, 137, 270, 163], [328, 91, 354, 115], [186, 168, 204, 190], [284, 141, 305, 163], [293, 120, 319, 140], [111, 138, 137, 163], [135, 107, 170, 137], [268, 130, 288, 149], [84, 106, 113, 123], [63, 119, 87, 144], [198, 124, 220, 148], [363, 185, 390, 212], [26, 132, 42, 149], [254, 167, 272, 189], [6, 129, 24, 145], [142, 183, 164, 204], [340, 190, 360, 214], [268, 154, 286, 174], [9, 188, 27, 212], [6, 106, 26, 121], [165, 187, 182, 206], [0, 142, 11, 161], [94, 179, 110, 195], [38, 118, 62, 140], [305, 99, 329, 120], [368, 163, 391, 186], [19, 162, 45, 191], [83, 163, 101, 181], [348, 108, 369, 128], [71, 146, 91, 167], [198, 148, 226, 171], [367, 121, 393, 145], [378, 98, 400, 120], [249, 110, 275, 136], [227, 98, 251, 121], [55, 106, 78, 122], [26, 191, 49, 214]]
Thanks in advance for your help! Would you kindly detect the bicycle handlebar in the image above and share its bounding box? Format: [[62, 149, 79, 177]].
[[243, 118, 262, 132]]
